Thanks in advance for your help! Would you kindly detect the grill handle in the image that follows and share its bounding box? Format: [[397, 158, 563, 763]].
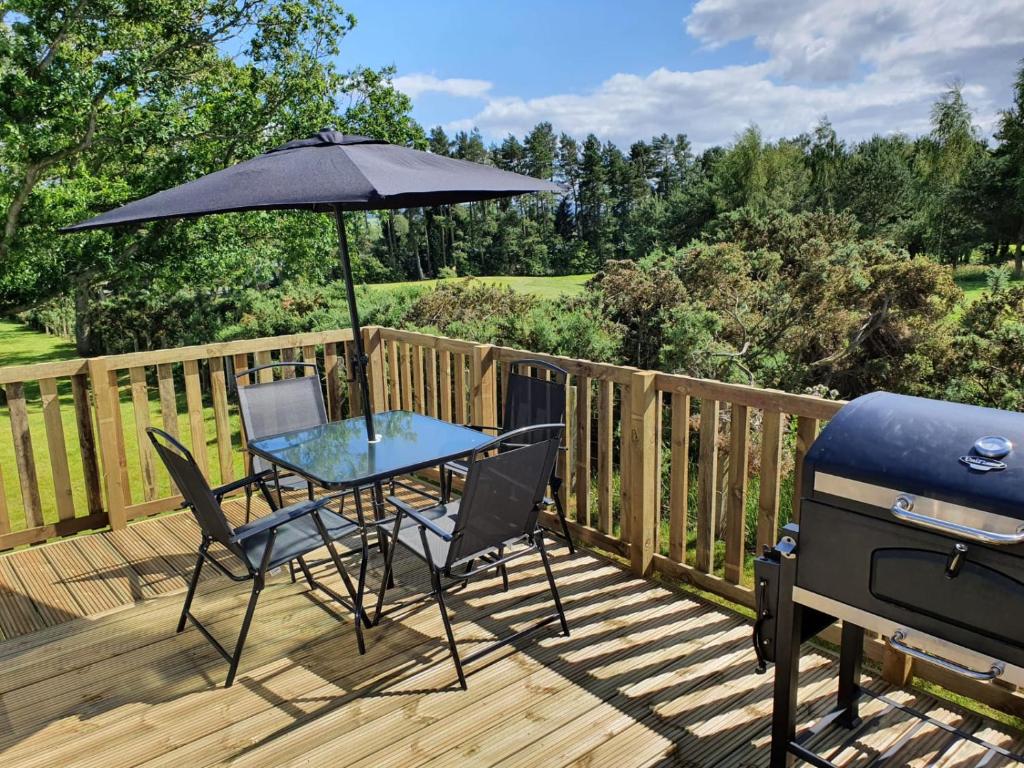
[[888, 630, 1005, 681], [889, 495, 1024, 546]]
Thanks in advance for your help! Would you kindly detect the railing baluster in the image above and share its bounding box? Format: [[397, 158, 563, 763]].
[[413, 345, 425, 414], [209, 357, 233, 484], [439, 349, 452, 422], [597, 379, 613, 534], [757, 409, 784, 554], [280, 347, 296, 377], [574, 374, 591, 526], [400, 342, 413, 412], [387, 339, 401, 410], [88, 359, 128, 529], [128, 367, 156, 502], [424, 346, 437, 417], [6, 382, 43, 529], [323, 343, 342, 421], [254, 350, 273, 383], [453, 353, 467, 423], [70, 373, 102, 516], [669, 390, 690, 563], [724, 403, 750, 584], [618, 382, 630, 542], [39, 377, 75, 521], [695, 398, 719, 574], [793, 416, 819, 525], [183, 359, 210, 479]]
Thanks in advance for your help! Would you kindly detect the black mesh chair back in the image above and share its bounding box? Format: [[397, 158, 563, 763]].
[[503, 360, 567, 439], [236, 363, 328, 474], [148, 427, 240, 556], [446, 425, 562, 567]]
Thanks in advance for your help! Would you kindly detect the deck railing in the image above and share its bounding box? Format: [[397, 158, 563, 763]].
[[0, 324, 1021, 717]]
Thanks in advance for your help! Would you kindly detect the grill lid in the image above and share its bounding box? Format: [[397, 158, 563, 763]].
[[805, 392, 1024, 521]]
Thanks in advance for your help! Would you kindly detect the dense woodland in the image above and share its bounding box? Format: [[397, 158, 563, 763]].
[[3, 3, 1024, 409]]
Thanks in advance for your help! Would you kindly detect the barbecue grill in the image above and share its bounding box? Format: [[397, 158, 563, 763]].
[[754, 391, 1024, 767]]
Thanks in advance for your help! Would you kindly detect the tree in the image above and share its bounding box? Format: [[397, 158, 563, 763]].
[[994, 60, 1024, 275], [807, 118, 845, 210], [916, 83, 986, 263]]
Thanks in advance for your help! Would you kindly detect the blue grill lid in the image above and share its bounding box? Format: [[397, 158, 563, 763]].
[[805, 392, 1024, 520]]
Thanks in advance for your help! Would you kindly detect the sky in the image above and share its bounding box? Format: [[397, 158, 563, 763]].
[[337, 0, 1024, 149]]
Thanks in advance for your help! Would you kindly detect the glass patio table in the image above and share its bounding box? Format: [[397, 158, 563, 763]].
[[246, 409, 494, 493]]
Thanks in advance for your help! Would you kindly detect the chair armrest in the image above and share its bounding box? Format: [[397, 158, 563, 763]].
[[230, 496, 333, 544], [212, 469, 273, 501], [385, 495, 453, 541], [465, 424, 501, 433]]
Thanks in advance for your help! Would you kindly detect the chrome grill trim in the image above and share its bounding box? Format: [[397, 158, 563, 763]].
[[813, 472, 1024, 538]]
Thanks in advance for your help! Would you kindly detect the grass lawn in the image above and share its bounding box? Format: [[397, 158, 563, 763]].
[[365, 273, 593, 300]]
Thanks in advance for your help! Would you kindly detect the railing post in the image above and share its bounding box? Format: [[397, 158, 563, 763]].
[[628, 370, 657, 577], [87, 357, 127, 530], [361, 325, 387, 413], [470, 343, 497, 428]]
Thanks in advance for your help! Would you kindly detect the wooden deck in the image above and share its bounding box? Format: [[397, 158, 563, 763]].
[[0, 493, 1021, 767]]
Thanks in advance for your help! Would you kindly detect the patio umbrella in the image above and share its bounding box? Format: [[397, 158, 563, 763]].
[[63, 129, 562, 442]]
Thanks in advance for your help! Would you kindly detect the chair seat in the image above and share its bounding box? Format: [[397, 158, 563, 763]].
[[238, 505, 358, 571], [395, 502, 460, 566]]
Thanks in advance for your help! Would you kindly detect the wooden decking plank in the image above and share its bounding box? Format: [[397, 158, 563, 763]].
[[102, 524, 189, 597], [0, 555, 47, 637], [7, 547, 86, 626], [39, 539, 125, 617]]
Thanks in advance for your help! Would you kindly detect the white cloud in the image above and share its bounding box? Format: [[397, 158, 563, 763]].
[[430, 0, 1024, 147], [392, 73, 493, 100]]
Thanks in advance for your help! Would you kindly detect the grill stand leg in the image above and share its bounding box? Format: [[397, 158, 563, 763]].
[[837, 621, 864, 729], [770, 543, 801, 768]]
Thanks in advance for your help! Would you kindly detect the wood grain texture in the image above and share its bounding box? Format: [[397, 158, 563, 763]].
[[695, 398, 720, 574], [574, 375, 591, 526], [70, 373, 102, 517], [6, 382, 43, 528], [668, 391, 690, 563], [792, 416, 819, 524], [757, 410, 784, 555], [128, 367, 156, 501], [628, 371, 657, 576], [183, 359, 210, 479], [209, 357, 234, 485], [38, 378, 75, 521], [597, 379, 614, 535], [723, 403, 749, 585]]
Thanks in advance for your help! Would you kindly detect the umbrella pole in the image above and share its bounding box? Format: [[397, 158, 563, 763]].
[[333, 205, 378, 442]]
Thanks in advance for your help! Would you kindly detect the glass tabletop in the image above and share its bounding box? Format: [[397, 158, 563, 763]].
[[246, 410, 495, 488]]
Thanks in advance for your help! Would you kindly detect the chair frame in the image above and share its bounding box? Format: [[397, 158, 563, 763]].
[[147, 427, 371, 688], [375, 425, 570, 689], [443, 358, 575, 553]]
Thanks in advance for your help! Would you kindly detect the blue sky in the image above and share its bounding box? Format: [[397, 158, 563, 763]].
[[338, 0, 1024, 148]]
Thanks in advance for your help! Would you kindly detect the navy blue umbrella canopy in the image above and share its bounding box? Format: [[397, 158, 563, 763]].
[[63, 130, 563, 442], [62, 131, 562, 231]]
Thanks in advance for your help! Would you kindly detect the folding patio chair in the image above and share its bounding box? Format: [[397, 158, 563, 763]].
[[442, 359, 575, 553], [235, 362, 337, 521], [374, 424, 570, 689], [148, 427, 371, 688]]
